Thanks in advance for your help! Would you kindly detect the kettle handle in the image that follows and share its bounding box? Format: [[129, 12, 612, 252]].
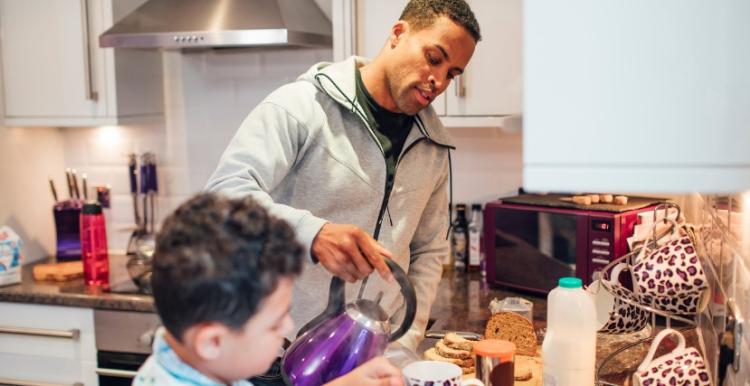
[[295, 275, 346, 338], [385, 259, 417, 342], [295, 259, 417, 343]]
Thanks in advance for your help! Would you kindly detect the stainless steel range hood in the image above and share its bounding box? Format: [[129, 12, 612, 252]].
[[100, 0, 332, 49]]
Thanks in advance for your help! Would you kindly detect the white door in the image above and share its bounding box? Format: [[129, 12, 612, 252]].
[[446, 0, 522, 117], [0, 0, 102, 120]]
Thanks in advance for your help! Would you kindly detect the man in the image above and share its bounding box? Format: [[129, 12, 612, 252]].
[[206, 0, 479, 368]]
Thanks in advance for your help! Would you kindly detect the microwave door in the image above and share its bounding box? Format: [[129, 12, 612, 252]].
[[489, 207, 588, 293]]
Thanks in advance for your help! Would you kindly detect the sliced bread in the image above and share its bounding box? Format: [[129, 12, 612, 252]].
[[484, 312, 538, 356], [424, 347, 474, 368], [435, 339, 472, 360], [444, 332, 475, 351]]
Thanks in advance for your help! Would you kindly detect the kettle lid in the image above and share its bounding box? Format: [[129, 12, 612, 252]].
[[346, 300, 390, 335]]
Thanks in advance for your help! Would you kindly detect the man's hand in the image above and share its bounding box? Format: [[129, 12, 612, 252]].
[[311, 223, 394, 283], [323, 357, 404, 386]]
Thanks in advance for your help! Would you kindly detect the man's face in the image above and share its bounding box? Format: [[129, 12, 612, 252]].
[[385, 16, 477, 115]]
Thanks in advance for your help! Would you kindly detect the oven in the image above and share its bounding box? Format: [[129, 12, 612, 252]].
[[94, 310, 160, 386]]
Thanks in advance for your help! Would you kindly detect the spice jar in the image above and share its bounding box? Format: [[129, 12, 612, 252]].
[[473, 339, 516, 386]]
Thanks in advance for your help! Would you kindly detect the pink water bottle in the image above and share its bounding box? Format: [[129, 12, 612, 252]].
[[79, 202, 109, 288]]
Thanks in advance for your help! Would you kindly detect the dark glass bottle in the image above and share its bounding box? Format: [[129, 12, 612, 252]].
[[451, 204, 469, 272]]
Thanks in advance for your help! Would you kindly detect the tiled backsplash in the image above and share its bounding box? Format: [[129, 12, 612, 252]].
[[688, 193, 750, 385]]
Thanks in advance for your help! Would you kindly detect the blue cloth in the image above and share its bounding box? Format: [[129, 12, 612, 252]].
[[133, 328, 254, 386]]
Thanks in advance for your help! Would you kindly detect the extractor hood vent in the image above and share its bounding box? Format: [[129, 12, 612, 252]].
[[100, 0, 332, 49]]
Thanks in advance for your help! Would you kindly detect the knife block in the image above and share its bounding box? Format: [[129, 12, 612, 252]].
[[53, 201, 82, 261]]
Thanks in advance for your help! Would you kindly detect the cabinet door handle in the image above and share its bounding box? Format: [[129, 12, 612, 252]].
[[80, 0, 98, 101], [0, 326, 80, 340], [0, 378, 82, 386], [95, 368, 138, 379], [454, 73, 466, 98]]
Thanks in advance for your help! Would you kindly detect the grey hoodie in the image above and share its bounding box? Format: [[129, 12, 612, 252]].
[[206, 56, 453, 350]]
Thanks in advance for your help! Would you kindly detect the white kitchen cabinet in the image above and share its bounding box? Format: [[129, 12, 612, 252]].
[[523, 0, 750, 193], [0, 0, 163, 127], [332, 0, 522, 128], [0, 302, 97, 385]]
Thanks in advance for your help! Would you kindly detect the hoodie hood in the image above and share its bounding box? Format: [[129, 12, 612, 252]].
[[298, 56, 455, 149]]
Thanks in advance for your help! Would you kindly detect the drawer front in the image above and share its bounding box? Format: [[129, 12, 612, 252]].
[[0, 302, 95, 361], [0, 354, 97, 386]]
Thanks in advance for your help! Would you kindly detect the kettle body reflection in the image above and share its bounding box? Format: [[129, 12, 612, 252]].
[[282, 259, 417, 386]]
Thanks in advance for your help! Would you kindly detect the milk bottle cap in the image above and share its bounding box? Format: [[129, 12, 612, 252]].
[[559, 277, 582, 289]]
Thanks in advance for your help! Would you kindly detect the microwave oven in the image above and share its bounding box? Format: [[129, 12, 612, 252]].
[[482, 196, 661, 294]]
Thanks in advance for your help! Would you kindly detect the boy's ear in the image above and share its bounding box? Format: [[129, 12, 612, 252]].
[[192, 323, 226, 360], [388, 20, 408, 48]]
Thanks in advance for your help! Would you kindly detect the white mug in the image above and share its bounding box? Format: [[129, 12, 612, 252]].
[[633, 329, 711, 386], [403, 361, 484, 386]]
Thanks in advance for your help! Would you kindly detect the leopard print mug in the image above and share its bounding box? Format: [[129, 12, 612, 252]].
[[633, 329, 711, 386], [590, 263, 650, 334], [632, 224, 710, 315]]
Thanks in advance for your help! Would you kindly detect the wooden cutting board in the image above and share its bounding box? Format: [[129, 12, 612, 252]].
[[32, 261, 83, 282], [501, 193, 666, 213]]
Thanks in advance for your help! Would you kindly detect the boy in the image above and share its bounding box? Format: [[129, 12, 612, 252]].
[[134, 193, 403, 386]]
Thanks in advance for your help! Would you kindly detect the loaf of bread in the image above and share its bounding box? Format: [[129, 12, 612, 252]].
[[484, 312, 538, 356], [444, 332, 475, 351], [424, 347, 474, 368], [600, 194, 614, 204], [587, 194, 600, 204], [32, 261, 83, 282]]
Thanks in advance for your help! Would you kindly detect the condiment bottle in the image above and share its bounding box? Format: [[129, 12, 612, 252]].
[[473, 339, 516, 386], [79, 201, 109, 288], [542, 277, 597, 386]]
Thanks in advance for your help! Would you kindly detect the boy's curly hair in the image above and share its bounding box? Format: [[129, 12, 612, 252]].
[[152, 193, 303, 340], [400, 0, 482, 42]]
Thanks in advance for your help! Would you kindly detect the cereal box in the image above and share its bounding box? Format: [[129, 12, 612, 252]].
[[0, 226, 23, 286]]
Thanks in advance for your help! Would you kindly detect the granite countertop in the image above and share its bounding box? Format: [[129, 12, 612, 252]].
[[428, 270, 547, 334], [0, 258, 541, 324], [0, 255, 155, 313]]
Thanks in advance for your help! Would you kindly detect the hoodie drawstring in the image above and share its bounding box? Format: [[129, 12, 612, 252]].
[[446, 149, 454, 240]]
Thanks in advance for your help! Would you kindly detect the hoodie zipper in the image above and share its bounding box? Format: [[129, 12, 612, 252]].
[[313, 72, 450, 240]]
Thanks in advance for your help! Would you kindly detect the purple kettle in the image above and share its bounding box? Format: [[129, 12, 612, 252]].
[[281, 259, 417, 386]]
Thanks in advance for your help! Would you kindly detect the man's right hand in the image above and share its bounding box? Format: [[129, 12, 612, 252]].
[[311, 223, 394, 283]]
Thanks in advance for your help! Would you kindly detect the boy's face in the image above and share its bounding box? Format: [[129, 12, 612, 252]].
[[210, 277, 295, 381]]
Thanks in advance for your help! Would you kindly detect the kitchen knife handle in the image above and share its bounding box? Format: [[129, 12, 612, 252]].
[[71, 169, 81, 200], [80, 0, 97, 101], [49, 178, 59, 202], [65, 169, 74, 199], [128, 154, 138, 194], [424, 330, 481, 340]]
